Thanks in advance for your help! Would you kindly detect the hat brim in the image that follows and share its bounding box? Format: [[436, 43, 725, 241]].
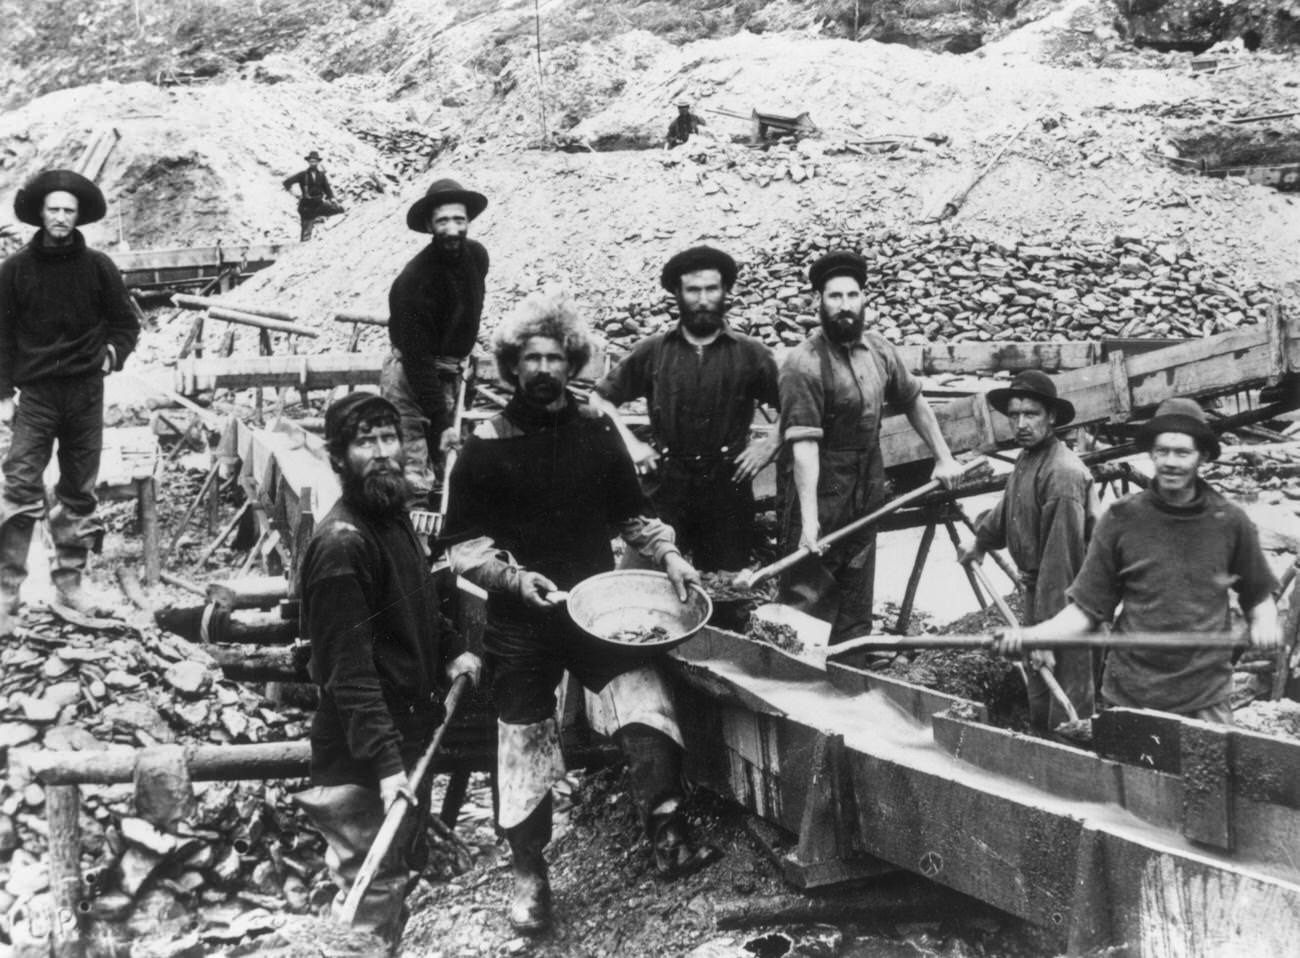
[[406, 189, 488, 232], [986, 387, 1075, 428], [1135, 414, 1220, 461], [14, 170, 107, 227]]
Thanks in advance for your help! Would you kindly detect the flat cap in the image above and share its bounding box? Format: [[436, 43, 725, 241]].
[[324, 391, 400, 445], [660, 246, 738, 292], [809, 250, 867, 292]]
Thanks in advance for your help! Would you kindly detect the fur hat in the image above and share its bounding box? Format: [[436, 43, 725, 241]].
[[660, 246, 738, 292], [13, 169, 106, 227], [406, 178, 488, 233], [1135, 397, 1220, 461], [986, 370, 1075, 427], [809, 250, 867, 292]]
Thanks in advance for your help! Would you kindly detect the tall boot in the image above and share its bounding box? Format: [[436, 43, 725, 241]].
[[48, 505, 113, 618], [0, 514, 34, 637], [616, 723, 720, 879], [505, 794, 553, 935]]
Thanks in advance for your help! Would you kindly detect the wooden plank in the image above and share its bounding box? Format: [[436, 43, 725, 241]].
[[1094, 707, 1184, 772], [828, 661, 988, 726], [1180, 720, 1233, 849], [114, 243, 284, 272]]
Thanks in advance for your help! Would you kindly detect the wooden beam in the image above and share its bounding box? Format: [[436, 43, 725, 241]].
[[172, 293, 298, 323]]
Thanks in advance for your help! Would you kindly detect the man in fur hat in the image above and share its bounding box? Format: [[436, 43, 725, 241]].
[[0, 169, 140, 635], [282, 150, 338, 241], [589, 246, 779, 572], [381, 177, 490, 506], [778, 250, 964, 644], [442, 288, 717, 936], [998, 398, 1280, 724], [959, 370, 1097, 731]]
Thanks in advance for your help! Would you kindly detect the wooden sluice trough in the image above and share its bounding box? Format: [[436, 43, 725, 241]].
[[668, 627, 1300, 956]]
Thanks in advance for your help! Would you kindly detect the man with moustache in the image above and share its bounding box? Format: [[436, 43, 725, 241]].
[[590, 246, 780, 572], [382, 178, 490, 505], [997, 398, 1280, 724], [778, 251, 964, 644], [958, 370, 1096, 731], [295, 391, 481, 948], [282, 150, 338, 241], [442, 289, 716, 936], [0, 169, 139, 636]]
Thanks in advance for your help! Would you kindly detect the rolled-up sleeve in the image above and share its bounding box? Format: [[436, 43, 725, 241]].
[[778, 346, 825, 442]]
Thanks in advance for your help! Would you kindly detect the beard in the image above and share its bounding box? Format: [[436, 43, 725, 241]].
[[677, 293, 729, 338], [820, 302, 865, 344], [433, 233, 465, 259], [341, 465, 410, 518], [521, 373, 564, 405]]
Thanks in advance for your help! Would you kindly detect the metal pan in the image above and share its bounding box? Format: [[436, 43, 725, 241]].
[[565, 570, 712, 656]]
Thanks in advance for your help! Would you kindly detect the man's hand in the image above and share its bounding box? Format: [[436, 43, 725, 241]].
[[518, 570, 560, 609], [663, 552, 702, 603], [956, 542, 983, 566], [379, 772, 415, 813], [931, 457, 966, 490], [0, 397, 13, 426], [628, 438, 660, 475], [445, 651, 482, 688], [1028, 649, 1056, 672], [991, 627, 1028, 657], [1250, 617, 1281, 652], [798, 520, 822, 554], [439, 426, 464, 456], [732, 433, 779, 483]]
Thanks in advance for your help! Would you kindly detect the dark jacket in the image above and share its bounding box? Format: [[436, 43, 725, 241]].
[[282, 166, 334, 199], [388, 239, 489, 419], [0, 230, 139, 399], [302, 497, 467, 786]]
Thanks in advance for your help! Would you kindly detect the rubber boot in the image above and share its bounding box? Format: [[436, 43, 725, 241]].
[[50, 568, 116, 618], [0, 514, 34, 638], [505, 795, 552, 935], [49, 505, 113, 618]]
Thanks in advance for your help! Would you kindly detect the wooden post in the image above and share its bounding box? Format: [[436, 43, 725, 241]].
[[47, 784, 84, 958], [944, 519, 987, 611], [136, 475, 160, 585], [164, 462, 220, 562], [894, 520, 936, 634]]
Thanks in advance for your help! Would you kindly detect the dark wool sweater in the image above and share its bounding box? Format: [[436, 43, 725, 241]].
[[0, 230, 139, 399], [302, 498, 467, 786], [387, 239, 489, 418]]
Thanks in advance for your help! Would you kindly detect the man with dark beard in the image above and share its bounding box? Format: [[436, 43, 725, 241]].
[[295, 391, 482, 949], [590, 246, 779, 571], [442, 289, 716, 936], [778, 251, 964, 644], [382, 178, 490, 505]]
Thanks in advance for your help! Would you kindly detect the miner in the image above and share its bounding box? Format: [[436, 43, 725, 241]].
[[442, 288, 717, 935], [666, 101, 706, 148], [996, 398, 1280, 724], [281, 150, 338, 241], [589, 246, 780, 572], [0, 169, 140, 635], [778, 250, 964, 643], [959, 370, 1096, 730], [294, 391, 481, 948], [382, 177, 490, 505]]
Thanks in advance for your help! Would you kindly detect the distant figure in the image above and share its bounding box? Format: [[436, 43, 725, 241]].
[[0, 169, 140, 634], [282, 150, 338, 241], [666, 102, 705, 148]]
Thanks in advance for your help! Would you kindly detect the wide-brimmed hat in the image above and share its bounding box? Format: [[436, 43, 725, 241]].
[[661, 246, 738, 292], [986, 369, 1075, 427], [406, 177, 488, 232], [809, 250, 867, 292], [304, 150, 323, 161], [13, 169, 106, 227], [1135, 397, 1220, 461], [324, 391, 400, 446]]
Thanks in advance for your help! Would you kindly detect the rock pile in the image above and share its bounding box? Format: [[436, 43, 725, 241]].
[[593, 229, 1279, 351], [346, 122, 453, 182]]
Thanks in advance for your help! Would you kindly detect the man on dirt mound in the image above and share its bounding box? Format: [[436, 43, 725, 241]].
[[382, 177, 490, 508], [0, 169, 140, 636], [282, 150, 340, 242], [441, 288, 719, 936]]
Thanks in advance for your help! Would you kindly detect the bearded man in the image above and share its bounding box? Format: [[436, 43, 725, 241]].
[[590, 246, 779, 571], [778, 251, 964, 643], [442, 288, 716, 936], [382, 178, 490, 504], [294, 392, 481, 949]]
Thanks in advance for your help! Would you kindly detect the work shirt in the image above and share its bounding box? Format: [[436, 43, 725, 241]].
[[0, 230, 139, 398], [974, 434, 1093, 625], [302, 498, 466, 786], [282, 166, 334, 199], [388, 239, 489, 420], [595, 325, 779, 459], [1068, 481, 1278, 715]]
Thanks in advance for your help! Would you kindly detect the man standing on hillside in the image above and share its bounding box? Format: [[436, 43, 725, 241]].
[[282, 150, 339, 242], [996, 398, 1280, 724], [382, 178, 490, 507], [589, 246, 780, 572], [0, 169, 140, 636], [959, 370, 1096, 730], [442, 289, 717, 936], [666, 102, 706, 148], [778, 250, 964, 644]]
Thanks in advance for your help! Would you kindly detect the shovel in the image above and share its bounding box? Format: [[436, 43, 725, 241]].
[[411, 372, 469, 539], [336, 673, 471, 926], [733, 458, 988, 591]]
